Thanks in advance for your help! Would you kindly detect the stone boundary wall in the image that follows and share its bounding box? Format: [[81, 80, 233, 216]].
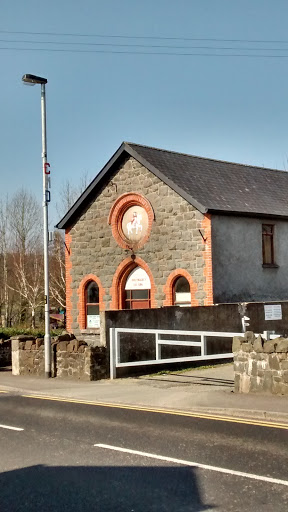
[[233, 331, 288, 395], [56, 339, 106, 380], [11, 334, 107, 380], [0, 339, 11, 367]]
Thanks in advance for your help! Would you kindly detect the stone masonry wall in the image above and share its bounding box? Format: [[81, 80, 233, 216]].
[[56, 340, 106, 380], [233, 331, 288, 394], [11, 334, 107, 380], [12, 336, 46, 376], [67, 156, 212, 334]]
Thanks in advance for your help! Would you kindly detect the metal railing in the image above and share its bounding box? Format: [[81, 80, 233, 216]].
[[109, 328, 244, 379]]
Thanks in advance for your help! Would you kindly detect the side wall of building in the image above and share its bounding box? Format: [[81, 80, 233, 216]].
[[66, 156, 213, 334], [212, 214, 288, 303]]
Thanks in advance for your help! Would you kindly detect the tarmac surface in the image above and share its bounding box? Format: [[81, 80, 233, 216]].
[[0, 363, 288, 424]]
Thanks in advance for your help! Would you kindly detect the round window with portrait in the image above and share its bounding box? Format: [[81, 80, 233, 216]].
[[108, 193, 154, 250], [121, 205, 149, 243]]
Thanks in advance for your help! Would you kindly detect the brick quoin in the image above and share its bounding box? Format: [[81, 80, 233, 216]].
[[110, 256, 157, 310], [163, 269, 199, 307], [201, 213, 214, 305], [108, 192, 154, 250], [65, 228, 73, 332], [77, 274, 105, 330]]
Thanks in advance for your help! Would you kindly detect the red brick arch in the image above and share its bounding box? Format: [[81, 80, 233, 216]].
[[110, 256, 157, 310], [108, 192, 154, 250], [163, 269, 198, 307], [77, 274, 105, 329]]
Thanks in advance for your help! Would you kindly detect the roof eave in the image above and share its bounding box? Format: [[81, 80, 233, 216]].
[[125, 143, 207, 214], [56, 142, 208, 229], [56, 142, 127, 229], [208, 208, 288, 220]]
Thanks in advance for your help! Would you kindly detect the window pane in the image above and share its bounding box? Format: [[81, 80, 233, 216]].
[[131, 289, 149, 300], [263, 236, 273, 264], [262, 225, 273, 235], [86, 282, 99, 303], [262, 225, 274, 264], [87, 305, 99, 315], [174, 277, 190, 293]]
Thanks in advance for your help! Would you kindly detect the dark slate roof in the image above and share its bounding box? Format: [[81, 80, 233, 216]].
[[56, 142, 288, 229]]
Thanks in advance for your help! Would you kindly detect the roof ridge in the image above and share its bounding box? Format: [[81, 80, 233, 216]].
[[125, 141, 287, 175]]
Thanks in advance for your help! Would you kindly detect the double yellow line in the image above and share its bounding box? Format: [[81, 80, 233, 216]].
[[21, 394, 288, 430]]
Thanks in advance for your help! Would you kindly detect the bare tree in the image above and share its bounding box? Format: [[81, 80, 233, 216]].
[[56, 170, 91, 220], [0, 175, 91, 328], [49, 230, 66, 309], [7, 190, 44, 328], [8, 189, 42, 253], [51, 172, 91, 312], [11, 250, 44, 328], [0, 198, 12, 326]]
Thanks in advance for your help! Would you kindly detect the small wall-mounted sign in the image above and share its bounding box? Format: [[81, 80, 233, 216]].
[[264, 304, 282, 321], [87, 315, 100, 328]]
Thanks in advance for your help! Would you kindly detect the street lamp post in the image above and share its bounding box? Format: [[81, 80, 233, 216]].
[[22, 74, 51, 378]]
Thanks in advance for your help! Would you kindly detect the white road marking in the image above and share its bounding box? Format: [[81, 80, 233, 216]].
[[95, 443, 288, 487], [0, 423, 24, 431]]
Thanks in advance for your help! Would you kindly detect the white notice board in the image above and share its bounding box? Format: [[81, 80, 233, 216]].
[[87, 315, 100, 328], [264, 304, 282, 321]]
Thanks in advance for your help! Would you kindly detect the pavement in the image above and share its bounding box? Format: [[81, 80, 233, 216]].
[[0, 363, 288, 424]]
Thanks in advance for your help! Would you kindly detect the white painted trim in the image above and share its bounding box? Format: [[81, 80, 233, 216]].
[[117, 353, 233, 367], [110, 327, 240, 378], [157, 340, 201, 347], [114, 328, 242, 336]]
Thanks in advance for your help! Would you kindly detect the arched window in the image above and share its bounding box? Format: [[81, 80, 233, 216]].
[[173, 276, 191, 307], [86, 281, 100, 327], [123, 267, 151, 309]]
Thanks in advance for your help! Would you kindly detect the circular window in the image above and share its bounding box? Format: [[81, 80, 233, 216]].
[[108, 193, 154, 250]]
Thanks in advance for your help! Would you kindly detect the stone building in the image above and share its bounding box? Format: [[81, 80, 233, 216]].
[[56, 142, 288, 335]]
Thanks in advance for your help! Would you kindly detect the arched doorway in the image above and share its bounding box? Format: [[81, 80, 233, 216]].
[[123, 266, 151, 309]]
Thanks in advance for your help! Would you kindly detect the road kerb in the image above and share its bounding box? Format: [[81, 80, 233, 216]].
[[19, 393, 288, 430]]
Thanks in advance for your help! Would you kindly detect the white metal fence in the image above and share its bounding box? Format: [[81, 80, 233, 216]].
[[109, 328, 244, 379]]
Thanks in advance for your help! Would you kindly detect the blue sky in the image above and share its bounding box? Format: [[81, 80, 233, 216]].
[[1, 0, 288, 226]]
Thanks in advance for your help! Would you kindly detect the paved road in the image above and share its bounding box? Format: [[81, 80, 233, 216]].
[[1, 365, 288, 423], [0, 391, 287, 511]]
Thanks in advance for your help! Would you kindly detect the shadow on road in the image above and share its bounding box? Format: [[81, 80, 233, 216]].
[[0, 464, 214, 511]]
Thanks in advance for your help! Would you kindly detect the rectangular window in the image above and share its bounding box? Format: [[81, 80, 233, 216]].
[[262, 224, 275, 265]]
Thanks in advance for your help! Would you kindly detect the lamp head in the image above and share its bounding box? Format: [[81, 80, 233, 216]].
[[22, 74, 47, 85]]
